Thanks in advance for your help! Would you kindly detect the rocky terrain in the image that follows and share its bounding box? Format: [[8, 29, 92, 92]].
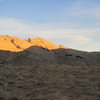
[[0, 35, 100, 100], [0, 35, 66, 52]]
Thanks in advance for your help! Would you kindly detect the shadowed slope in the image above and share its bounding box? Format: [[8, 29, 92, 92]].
[[0, 47, 100, 100], [0, 41, 100, 100], [0, 45, 99, 66]]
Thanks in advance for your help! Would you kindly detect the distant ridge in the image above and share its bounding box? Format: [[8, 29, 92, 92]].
[[0, 35, 67, 52]]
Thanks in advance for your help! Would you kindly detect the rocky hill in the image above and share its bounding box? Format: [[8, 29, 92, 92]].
[[27, 37, 59, 50], [0, 35, 32, 52], [0, 35, 66, 52], [0, 35, 100, 100]]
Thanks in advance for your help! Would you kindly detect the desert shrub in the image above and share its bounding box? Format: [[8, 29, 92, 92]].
[[36, 82, 46, 87], [76, 55, 83, 59], [9, 97, 18, 100], [0, 96, 4, 100]]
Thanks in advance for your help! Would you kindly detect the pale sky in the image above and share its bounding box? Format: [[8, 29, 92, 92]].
[[0, 0, 100, 51]]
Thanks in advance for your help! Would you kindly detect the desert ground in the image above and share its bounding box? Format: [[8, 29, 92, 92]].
[[0, 35, 100, 100]]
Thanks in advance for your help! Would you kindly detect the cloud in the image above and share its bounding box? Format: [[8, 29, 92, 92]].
[[0, 17, 100, 51], [65, 0, 100, 19]]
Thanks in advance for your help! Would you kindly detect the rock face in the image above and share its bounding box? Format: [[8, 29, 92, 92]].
[[27, 37, 59, 50], [0, 35, 67, 52], [58, 44, 66, 48], [0, 35, 32, 52]]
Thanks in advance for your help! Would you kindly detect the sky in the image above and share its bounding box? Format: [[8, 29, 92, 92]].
[[0, 0, 100, 51]]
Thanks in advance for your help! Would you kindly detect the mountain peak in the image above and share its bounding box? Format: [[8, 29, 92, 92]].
[[0, 35, 67, 52], [27, 37, 60, 50]]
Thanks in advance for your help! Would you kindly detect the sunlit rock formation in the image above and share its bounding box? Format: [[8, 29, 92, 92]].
[[0, 35, 67, 52]]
